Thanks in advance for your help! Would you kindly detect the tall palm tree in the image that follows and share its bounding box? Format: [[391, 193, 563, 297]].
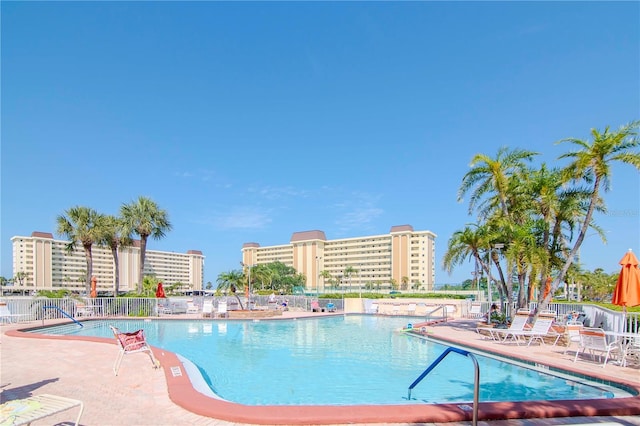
[[543, 121, 640, 306], [120, 196, 172, 293], [99, 215, 132, 296], [344, 266, 357, 292], [458, 146, 538, 219], [56, 206, 105, 294]]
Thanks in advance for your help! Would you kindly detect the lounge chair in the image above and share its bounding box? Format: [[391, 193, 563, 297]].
[[406, 303, 417, 315], [326, 302, 336, 312], [74, 302, 95, 318], [0, 394, 84, 426], [505, 314, 561, 346], [466, 303, 483, 319], [0, 303, 26, 324], [364, 301, 378, 314], [573, 327, 620, 367], [202, 300, 214, 318], [482, 313, 530, 342], [186, 301, 199, 314], [216, 300, 228, 318], [110, 325, 160, 375]]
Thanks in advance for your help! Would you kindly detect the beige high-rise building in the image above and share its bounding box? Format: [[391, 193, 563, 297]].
[[11, 231, 204, 293], [242, 225, 436, 293]]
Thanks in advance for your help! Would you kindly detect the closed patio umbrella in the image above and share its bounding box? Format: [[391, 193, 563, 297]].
[[612, 249, 640, 331], [156, 282, 166, 298], [90, 276, 97, 298]]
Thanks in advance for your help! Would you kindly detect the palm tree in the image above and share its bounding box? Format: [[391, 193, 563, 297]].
[[99, 215, 132, 296], [216, 270, 245, 309], [458, 146, 538, 219], [319, 270, 332, 293], [344, 266, 357, 293], [120, 196, 172, 293], [56, 206, 105, 294], [543, 121, 640, 306]]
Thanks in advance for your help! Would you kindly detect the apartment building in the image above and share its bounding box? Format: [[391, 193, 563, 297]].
[[11, 231, 204, 293], [242, 225, 436, 293]]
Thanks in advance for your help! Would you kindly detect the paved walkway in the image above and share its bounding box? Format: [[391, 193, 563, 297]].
[[1, 314, 639, 426]]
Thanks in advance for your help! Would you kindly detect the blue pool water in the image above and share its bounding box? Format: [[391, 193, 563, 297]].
[[34, 315, 627, 406]]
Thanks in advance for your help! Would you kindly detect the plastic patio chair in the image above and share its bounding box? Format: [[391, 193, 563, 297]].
[[110, 326, 160, 375], [202, 300, 214, 318], [573, 327, 620, 367], [216, 300, 228, 318]]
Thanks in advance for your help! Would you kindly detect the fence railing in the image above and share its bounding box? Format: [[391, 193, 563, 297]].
[[0, 295, 347, 323]]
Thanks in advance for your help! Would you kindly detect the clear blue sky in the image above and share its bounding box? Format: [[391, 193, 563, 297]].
[[2, 2, 638, 286]]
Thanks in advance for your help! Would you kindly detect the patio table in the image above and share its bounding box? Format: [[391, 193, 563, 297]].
[[605, 330, 640, 367]]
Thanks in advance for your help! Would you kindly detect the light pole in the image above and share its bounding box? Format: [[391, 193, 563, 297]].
[[486, 243, 504, 324], [315, 256, 322, 297], [241, 262, 256, 311], [358, 264, 362, 298]]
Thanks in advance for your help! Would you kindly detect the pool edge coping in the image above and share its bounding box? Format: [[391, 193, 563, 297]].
[[6, 319, 640, 424]]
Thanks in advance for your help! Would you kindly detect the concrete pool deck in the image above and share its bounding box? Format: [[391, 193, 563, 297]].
[[1, 312, 639, 425]]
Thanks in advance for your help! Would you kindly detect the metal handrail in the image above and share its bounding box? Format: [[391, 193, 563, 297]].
[[408, 346, 479, 426], [424, 304, 446, 321], [42, 306, 83, 327]]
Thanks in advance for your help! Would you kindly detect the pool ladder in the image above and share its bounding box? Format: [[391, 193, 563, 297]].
[[42, 306, 83, 327], [408, 346, 479, 426]]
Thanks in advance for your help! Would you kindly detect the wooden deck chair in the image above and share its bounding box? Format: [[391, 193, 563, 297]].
[[573, 327, 620, 367], [110, 326, 160, 376]]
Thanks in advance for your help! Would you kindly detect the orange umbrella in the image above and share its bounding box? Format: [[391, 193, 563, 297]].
[[612, 249, 640, 308], [90, 276, 97, 298], [542, 277, 552, 300], [155, 282, 166, 298]]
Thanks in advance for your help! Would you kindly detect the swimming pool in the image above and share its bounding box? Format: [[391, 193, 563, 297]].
[[30, 315, 630, 406]]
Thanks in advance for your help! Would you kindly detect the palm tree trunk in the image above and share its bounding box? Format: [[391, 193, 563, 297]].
[[83, 244, 93, 295], [541, 175, 601, 311], [111, 245, 120, 295], [138, 236, 148, 293]]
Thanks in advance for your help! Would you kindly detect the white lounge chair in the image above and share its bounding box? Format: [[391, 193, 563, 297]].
[[216, 300, 228, 318], [483, 313, 530, 342], [0, 394, 84, 426], [202, 300, 214, 318], [186, 301, 199, 314], [505, 314, 561, 346], [406, 303, 417, 315], [0, 303, 26, 324], [467, 303, 483, 319]]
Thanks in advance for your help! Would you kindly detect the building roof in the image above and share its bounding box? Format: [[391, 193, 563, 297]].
[[290, 230, 327, 242]]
